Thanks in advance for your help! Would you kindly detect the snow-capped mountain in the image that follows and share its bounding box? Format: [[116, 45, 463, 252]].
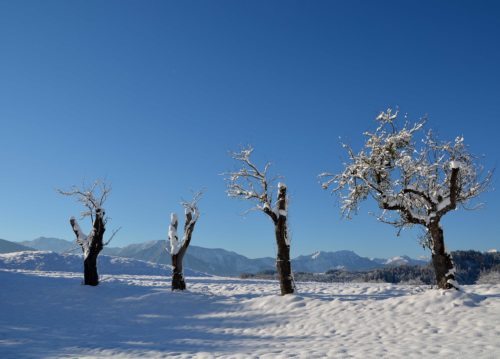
[[383, 255, 428, 266], [293, 250, 382, 272], [0, 251, 208, 277], [5, 238, 429, 276]]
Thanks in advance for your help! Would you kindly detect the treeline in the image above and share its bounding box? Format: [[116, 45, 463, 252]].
[[241, 250, 500, 285]]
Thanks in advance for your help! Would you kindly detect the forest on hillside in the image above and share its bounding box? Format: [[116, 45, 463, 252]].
[[241, 250, 500, 285]]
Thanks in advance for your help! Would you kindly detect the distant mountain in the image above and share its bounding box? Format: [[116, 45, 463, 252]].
[[103, 242, 428, 275], [0, 251, 208, 277], [0, 239, 34, 254], [293, 250, 381, 272], [185, 245, 275, 276], [22, 237, 122, 256], [373, 255, 428, 267], [103, 240, 275, 276], [16, 237, 429, 276], [21, 237, 76, 253]]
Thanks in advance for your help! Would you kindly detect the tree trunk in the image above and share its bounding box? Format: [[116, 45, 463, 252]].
[[171, 252, 186, 290], [170, 211, 197, 291], [429, 222, 457, 289], [76, 211, 105, 286], [275, 185, 294, 295], [83, 252, 99, 286]]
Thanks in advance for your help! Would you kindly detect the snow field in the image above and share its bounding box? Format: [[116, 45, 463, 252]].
[[0, 270, 499, 358]]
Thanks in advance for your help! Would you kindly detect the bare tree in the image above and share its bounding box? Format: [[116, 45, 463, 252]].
[[58, 180, 112, 286], [225, 147, 294, 295], [320, 109, 492, 289], [168, 191, 202, 291]]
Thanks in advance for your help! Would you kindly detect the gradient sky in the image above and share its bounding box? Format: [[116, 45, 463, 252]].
[[0, 0, 499, 259]]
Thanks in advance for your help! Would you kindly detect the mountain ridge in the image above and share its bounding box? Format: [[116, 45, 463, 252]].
[[3, 237, 429, 276]]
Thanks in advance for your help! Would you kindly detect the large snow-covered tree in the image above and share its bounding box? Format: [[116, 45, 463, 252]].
[[168, 191, 202, 291], [320, 109, 491, 289], [58, 180, 113, 286], [225, 147, 294, 295]]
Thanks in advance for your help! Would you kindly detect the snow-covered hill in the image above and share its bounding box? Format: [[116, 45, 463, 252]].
[[0, 251, 209, 277], [0, 270, 498, 358]]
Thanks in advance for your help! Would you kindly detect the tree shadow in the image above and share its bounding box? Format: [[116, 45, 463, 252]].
[[0, 271, 289, 358]]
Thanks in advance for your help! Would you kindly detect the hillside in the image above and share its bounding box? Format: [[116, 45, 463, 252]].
[[0, 238, 34, 253]]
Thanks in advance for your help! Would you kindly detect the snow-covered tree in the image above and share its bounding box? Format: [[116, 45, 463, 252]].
[[58, 180, 115, 286], [225, 147, 294, 295], [168, 191, 202, 291], [320, 109, 491, 289]]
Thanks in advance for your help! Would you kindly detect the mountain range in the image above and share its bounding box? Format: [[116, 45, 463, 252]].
[[0, 237, 429, 276]]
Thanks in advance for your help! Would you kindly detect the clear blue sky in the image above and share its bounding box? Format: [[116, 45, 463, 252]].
[[0, 0, 499, 259]]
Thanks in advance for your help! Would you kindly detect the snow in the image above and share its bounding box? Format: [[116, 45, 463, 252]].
[[169, 213, 180, 255], [1, 269, 499, 358], [437, 198, 451, 211]]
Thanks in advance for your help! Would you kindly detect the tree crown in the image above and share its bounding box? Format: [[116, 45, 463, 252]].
[[320, 109, 491, 241]]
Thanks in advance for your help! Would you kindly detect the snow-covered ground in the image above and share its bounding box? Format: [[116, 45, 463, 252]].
[[0, 270, 499, 358]]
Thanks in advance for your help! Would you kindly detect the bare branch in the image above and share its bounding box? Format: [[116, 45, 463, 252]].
[[225, 146, 278, 222], [320, 109, 491, 230], [57, 179, 111, 223], [104, 227, 122, 247]]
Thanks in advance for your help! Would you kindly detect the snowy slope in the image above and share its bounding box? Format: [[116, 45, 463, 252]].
[[0, 251, 209, 277], [0, 270, 498, 358]]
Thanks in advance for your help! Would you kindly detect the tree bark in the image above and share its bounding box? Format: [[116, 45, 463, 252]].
[[275, 185, 294, 295], [171, 211, 196, 291], [171, 252, 186, 290], [429, 222, 457, 289], [83, 253, 99, 286], [71, 210, 105, 286]]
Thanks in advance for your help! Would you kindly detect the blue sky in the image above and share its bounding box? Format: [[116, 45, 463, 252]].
[[0, 0, 499, 259]]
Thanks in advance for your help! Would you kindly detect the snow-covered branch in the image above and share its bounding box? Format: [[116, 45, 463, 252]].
[[169, 191, 203, 256], [70, 216, 89, 257], [169, 213, 180, 255], [57, 180, 111, 222], [225, 146, 279, 222], [320, 109, 491, 235]]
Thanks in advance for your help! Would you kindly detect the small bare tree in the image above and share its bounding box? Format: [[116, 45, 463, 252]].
[[58, 180, 112, 286], [225, 147, 294, 295], [168, 191, 202, 291], [320, 109, 492, 289]]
